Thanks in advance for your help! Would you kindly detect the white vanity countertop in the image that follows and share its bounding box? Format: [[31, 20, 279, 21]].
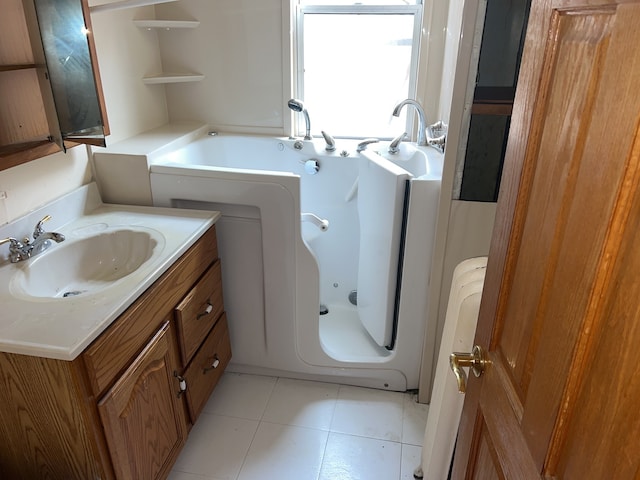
[[0, 183, 219, 361]]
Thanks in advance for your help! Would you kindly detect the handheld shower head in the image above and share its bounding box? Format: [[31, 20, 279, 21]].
[[288, 98, 312, 140], [287, 98, 305, 112]]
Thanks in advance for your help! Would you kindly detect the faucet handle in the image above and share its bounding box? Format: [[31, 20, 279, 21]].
[[0, 237, 25, 260], [0, 237, 22, 247], [321, 130, 336, 152], [356, 138, 380, 153], [1, 237, 24, 262], [33, 215, 52, 239], [388, 132, 407, 154]]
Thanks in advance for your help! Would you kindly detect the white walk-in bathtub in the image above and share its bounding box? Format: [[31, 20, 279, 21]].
[[150, 133, 442, 390]]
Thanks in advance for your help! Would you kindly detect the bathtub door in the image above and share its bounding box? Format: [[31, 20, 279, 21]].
[[356, 154, 410, 348]]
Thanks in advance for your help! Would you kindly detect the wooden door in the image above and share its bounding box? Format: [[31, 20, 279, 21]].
[[98, 321, 187, 480], [452, 0, 640, 478]]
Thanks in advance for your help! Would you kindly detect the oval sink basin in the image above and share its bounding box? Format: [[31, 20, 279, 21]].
[[10, 228, 162, 299], [376, 143, 443, 178]]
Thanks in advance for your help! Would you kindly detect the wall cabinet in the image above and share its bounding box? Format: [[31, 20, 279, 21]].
[[0, 224, 231, 480], [0, 0, 109, 171]]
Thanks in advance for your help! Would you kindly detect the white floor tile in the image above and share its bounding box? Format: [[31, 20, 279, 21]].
[[202, 372, 277, 420], [402, 393, 429, 446], [172, 413, 258, 479], [401, 444, 423, 480], [237, 422, 328, 480], [319, 432, 402, 480], [330, 385, 404, 442], [168, 470, 222, 480], [171, 375, 432, 480], [262, 377, 339, 430]]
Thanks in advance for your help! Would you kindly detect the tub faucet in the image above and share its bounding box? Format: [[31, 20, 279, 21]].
[[388, 132, 407, 155], [356, 138, 379, 152], [392, 99, 427, 146], [0, 215, 65, 263], [288, 98, 312, 140], [321, 130, 336, 152]]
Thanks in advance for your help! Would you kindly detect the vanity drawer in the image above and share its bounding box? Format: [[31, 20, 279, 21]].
[[175, 260, 224, 366], [183, 314, 231, 422]]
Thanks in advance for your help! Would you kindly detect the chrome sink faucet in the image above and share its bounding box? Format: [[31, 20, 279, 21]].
[[0, 215, 65, 263], [392, 99, 427, 146]]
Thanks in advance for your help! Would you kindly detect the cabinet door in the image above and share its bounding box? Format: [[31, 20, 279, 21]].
[[98, 321, 187, 480]]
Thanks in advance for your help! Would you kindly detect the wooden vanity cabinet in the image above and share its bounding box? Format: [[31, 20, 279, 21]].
[[0, 224, 230, 480]]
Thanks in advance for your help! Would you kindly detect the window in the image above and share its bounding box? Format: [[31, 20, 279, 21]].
[[294, 1, 423, 139]]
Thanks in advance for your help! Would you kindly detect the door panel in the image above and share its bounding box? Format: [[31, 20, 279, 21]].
[[98, 322, 187, 480], [472, 428, 501, 480], [357, 154, 410, 347], [497, 10, 614, 404], [453, 0, 640, 478], [555, 145, 640, 477]]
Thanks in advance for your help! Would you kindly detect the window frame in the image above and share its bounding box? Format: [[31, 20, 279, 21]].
[[293, 2, 424, 139]]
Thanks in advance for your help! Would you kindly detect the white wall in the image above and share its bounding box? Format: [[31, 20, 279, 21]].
[[156, 0, 287, 135], [0, 148, 91, 224], [90, 5, 170, 144]]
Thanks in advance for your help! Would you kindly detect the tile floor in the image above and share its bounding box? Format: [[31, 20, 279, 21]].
[[168, 372, 429, 480]]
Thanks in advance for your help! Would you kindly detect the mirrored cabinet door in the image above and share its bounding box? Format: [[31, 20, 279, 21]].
[[0, 0, 109, 171]]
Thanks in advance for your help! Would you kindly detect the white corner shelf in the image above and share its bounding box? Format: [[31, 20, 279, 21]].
[[134, 20, 200, 29], [142, 73, 204, 84], [90, 0, 178, 14]]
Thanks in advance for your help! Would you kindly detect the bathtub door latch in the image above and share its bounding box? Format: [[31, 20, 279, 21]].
[[449, 345, 488, 394]]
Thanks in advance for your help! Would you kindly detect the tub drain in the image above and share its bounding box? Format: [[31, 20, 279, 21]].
[[348, 290, 358, 306], [320, 304, 329, 315]]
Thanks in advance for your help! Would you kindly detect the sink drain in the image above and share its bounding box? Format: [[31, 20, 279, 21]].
[[62, 290, 86, 298]]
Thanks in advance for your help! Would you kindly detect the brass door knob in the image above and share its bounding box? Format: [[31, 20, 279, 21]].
[[449, 345, 487, 394]]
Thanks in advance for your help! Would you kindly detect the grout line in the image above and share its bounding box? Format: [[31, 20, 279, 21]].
[[317, 432, 330, 480], [231, 373, 277, 479], [326, 383, 341, 432], [256, 375, 278, 421], [234, 417, 262, 480]]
